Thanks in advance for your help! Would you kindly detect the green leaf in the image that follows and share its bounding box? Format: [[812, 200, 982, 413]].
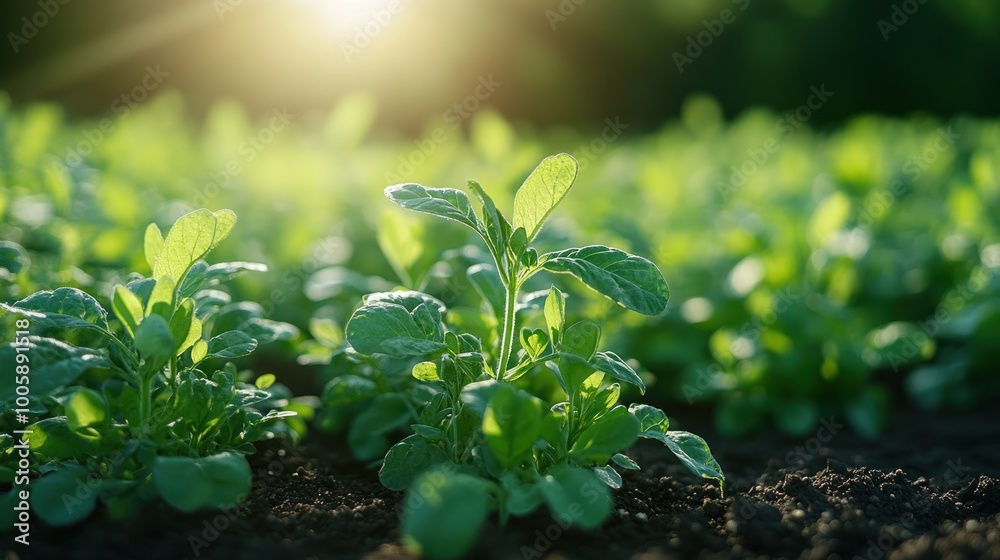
[[512, 153, 579, 242], [126, 278, 156, 309], [0, 338, 110, 401], [569, 406, 640, 465], [170, 299, 202, 356], [412, 361, 440, 382], [579, 381, 619, 425], [593, 465, 623, 489], [402, 470, 491, 560], [27, 417, 97, 458], [561, 321, 601, 360], [202, 261, 267, 285], [592, 351, 645, 393], [559, 321, 602, 392], [501, 473, 543, 516], [0, 241, 27, 276], [611, 453, 640, 470], [207, 331, 257, 359], [377, 210, 431, 287], [508, 227, 527, 258], [242, 317, 298, 345], [579, 371, 607, 399], [483, 385, 543, 468], [400, 469, 490, 560], [629, 404, 670, 437], [309, 317, 343, 348], [191, 340, 208, 363], [349, 393, 412, 460], [365, 290, 447, 314], [152, 208, 237, 285], [134, 314, 175, 371], [539, 464, 611, 529], [458, 380, 500, 418], [153, 452, 252, 512], [467, 179, 511, 261], [663, 431, 725, 484], [255, 373, 276, 390], [2, 287, 109, 331], [385, 184, 481, 232], [178, 261, 267, 298], [32, 467, 98, 526], [467, 264, 505, 320], [544, 286, 566, 344], [144, 222, 164, 271], [411, 424, 446, 440], [540, 245, 669, 315], [322, 375, 378, 407], [145, 276, 176, 319], [346, 291, 447, 358], [66, 389, 107, 431], [112, 285, 144, 338], [379, 435, 449, 491], [519, 328, 549, 361]]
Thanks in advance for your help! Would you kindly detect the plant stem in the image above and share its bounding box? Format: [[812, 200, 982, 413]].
[[139, 374, 152, 434], [496, 278, 519, 378], [451, 397, 462, 462]]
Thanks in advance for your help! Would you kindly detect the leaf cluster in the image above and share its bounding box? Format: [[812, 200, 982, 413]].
[[343, 155, 724, 559], [0, 209, 300, 527]]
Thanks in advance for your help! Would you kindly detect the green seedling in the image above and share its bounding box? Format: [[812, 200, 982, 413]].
[[344, 154, 724, 559], [0, 209, 299, 528]]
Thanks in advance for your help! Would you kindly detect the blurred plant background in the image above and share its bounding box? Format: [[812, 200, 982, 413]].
[[1, 0, 998, 438]]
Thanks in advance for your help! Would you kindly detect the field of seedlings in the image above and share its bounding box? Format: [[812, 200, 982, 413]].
[[3, 1, 1000, 558]]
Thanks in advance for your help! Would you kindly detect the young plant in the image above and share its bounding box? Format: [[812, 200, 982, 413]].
[[344, 154, 724, 559], [0, 209, 298, 528]]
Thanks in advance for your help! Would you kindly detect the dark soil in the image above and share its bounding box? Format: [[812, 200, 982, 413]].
[[8, 405, 1000, 560]]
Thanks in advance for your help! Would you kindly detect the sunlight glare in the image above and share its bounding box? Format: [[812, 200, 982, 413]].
[[301, 0, 402, 38]]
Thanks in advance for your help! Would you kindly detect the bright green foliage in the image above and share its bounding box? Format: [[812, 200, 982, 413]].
[[152, 209, 237, 285], [343, 155, 724, 558], [540, 246, 670, 315], [513, 153, 579, 243], [4, 98, 998, 441], [0, 209, 299, 528], [152, 452, 252, 512], [401, 469, 491, 560]]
